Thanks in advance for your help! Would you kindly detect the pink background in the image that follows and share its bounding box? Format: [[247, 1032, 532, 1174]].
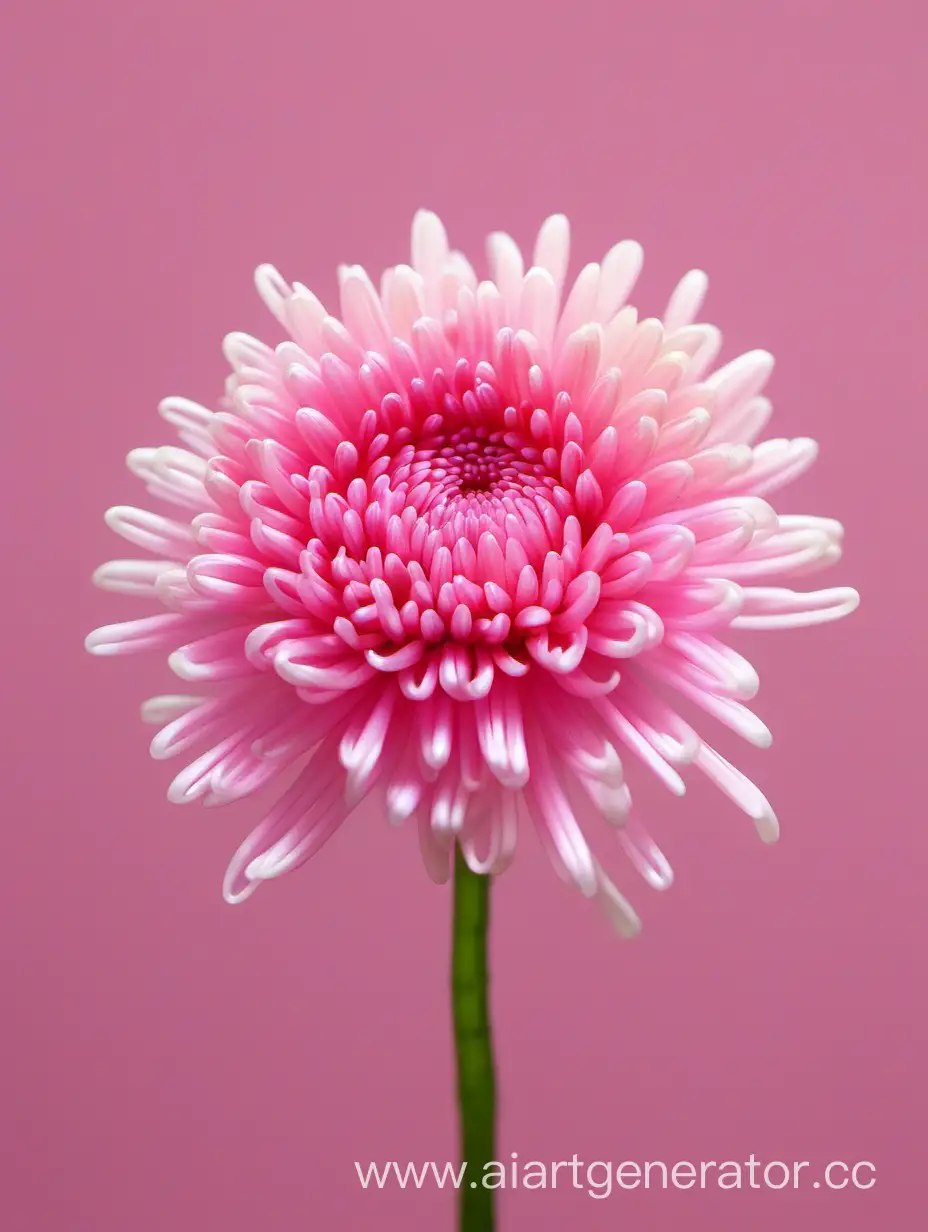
[[2, 1, 924, 1228]]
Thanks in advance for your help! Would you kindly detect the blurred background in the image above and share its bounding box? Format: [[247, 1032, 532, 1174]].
[[1, 1, 923, 1228]]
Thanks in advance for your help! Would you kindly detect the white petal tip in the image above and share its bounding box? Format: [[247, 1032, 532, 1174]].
[[574, 321, 602, 344], [166, 786, 197, 806], [756, 811, 780, 843], [103, 505, 132, 530], [596, 872, 643, 938], [223, 880, 258, 905], [614, 913, 642, 940], [167, 650, 194, 679]]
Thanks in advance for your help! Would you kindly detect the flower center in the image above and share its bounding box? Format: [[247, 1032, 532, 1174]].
[[407, 422, 555, 511], [444, 430, 513, 494], [374, 371, 567, 555]]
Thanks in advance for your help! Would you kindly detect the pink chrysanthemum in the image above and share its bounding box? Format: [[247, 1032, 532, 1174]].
[[87, 212, 858, 934]]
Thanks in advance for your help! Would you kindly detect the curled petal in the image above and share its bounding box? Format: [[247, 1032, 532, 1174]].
[[526, 626, 588, 673], [275, 643, 376, 691], [85, 613, 195, 657], [104, 506, 196, 559], [587, 609, 656, 659], [438, 645, 495, 700], [92, 559, 175, 597], [593, 863, 642, 939], [339, 687, 398, 799], [140, 694, 202, 724], [619, 819, 674, 890], [223, 752, 347, 902], [417, 814, 453, 884], [695, 745, 779, 842], [461, 790, 519, 875], [366, 640, 427, 672], [169, 626, 255, 681], [524, 767, 598, 897], [593, 696, 686, 796], [731, 586, 860, 630], [474, 686, 530, 789]]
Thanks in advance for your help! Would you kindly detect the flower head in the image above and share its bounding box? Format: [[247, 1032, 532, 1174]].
[[87, 212, 858, 934]]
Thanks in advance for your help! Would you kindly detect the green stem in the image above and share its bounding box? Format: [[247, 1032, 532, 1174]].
[[451, 843, 496, 1232]]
